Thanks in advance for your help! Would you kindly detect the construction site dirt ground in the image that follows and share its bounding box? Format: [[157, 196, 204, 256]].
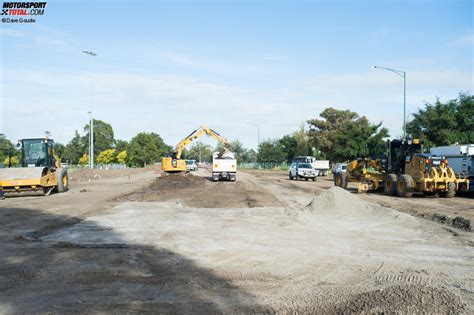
[[0, 168, 473, 313]]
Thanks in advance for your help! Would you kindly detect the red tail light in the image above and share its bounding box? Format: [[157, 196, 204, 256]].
[[426, 159, 430, 164]]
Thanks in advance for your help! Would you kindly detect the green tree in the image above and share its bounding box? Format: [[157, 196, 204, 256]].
[[279, 134, 297, 163], [244, 149, 258, 163], [97, 149, 116, 164], [83, 119, 115, 157], [63, 130, 86, 164], [406, 93, 474, 148], [294, 122, 312, 157], [115, 139, 128, 152], [0, 134, 18, 164], [54, 143, 65, 159], [186, 142, 213, 162], [127, 132, 171, 167], [308, 107, 389, 162], [257, 139, 286, 163]]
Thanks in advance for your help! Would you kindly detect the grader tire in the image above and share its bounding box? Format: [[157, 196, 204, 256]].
[[335, 172, 348, 189], [439, 182, 456, 198], [384, 174, 398, 196], [56, 168, 69, 193], [396, 174, 414, 198]]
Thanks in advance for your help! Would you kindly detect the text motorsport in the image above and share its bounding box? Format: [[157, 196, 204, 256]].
[[1, 1, 47, 24]]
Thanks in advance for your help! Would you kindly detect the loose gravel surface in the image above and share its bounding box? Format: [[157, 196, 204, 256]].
[[0, 168, 472, 313]]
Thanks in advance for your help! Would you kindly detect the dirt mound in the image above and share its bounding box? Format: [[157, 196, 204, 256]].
[[115, 173, 282, 208], [70, 166, 159, 182], [150, 173, 209, 189], [334, 284, 466, 313], [305, 187, 374, 215]]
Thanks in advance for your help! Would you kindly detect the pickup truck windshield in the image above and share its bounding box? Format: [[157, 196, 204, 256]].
[[298, 163, 312, 169]]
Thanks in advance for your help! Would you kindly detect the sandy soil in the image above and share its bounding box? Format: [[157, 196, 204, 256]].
[[0, 168, 472, 313], [115, 170, 282, 208], [69, 165, 160, 182], [245, 169, 474, 231]]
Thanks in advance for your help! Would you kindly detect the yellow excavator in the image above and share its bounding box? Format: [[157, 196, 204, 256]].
[[0, 138, 69, 197], [162, 125, 230, 173]]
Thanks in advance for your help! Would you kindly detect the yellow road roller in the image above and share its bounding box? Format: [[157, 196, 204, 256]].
[[0, 138, 69, 197]]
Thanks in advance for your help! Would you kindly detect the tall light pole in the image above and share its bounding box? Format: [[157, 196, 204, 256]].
[[88, 111, 93, 168], [372, 65, 407, 139], [82, 50, 96, 168]]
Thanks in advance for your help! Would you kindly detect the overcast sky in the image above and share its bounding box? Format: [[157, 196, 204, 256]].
[[1, 0, 472, 149]]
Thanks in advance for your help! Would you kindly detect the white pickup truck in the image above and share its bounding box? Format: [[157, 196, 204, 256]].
[[212, 150, 237, 181], [292, 156, 330, 176]]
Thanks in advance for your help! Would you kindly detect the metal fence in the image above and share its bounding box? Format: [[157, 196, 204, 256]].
[[66, 163, 128, 171], [238, 162, 289, 170]]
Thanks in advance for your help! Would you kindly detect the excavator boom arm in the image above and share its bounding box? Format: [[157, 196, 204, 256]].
[[175, 125, 229, 158]]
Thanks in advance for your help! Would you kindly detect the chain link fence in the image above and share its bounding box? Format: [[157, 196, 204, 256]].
[[238, 162, 289, 170], [66, 163, 128, 171]]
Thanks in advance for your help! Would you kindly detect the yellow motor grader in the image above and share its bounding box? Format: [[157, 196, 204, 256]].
[[335, 138, 469, 197], [384, 138, 469, 198], [334, 158, 386, 193], [0, 138, 69, 197]]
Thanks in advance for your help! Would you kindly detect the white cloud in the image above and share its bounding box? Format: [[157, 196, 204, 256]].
[[449, 31, 474, 47], [1, 67, 471, 149], [0, 28, 25, 38]]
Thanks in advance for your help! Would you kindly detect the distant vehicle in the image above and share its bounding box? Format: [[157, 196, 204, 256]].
[[289, 162, 317, 181], [186, 160, 198, 171], [292, 156, 329, 176], [430, 144, 474, 192], [332, 163, 347, 179], [197, 162, 209, 168]]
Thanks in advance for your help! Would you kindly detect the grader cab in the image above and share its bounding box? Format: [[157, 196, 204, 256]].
[[384, 138, 469, 197]]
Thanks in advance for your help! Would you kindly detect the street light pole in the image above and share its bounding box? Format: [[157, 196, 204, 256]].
[[372, 65, 407, 139], [82, 50, 97, 168], [88, 111, 93, 168]]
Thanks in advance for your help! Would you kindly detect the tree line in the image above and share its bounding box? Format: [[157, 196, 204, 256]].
[[256, 93, 472, 163], [1, 93, 472, 166]]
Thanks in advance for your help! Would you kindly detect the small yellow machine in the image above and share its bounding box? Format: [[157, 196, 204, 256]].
[[0, 138, 69, 196], [334, 158, 385, 193], [162, 126, 229, 173]]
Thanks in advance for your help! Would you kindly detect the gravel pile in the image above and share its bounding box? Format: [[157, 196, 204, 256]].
[[305, 187, 374, 216]]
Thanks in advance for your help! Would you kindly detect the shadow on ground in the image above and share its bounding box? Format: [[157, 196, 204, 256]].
[[0, 206, 269, 313]]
